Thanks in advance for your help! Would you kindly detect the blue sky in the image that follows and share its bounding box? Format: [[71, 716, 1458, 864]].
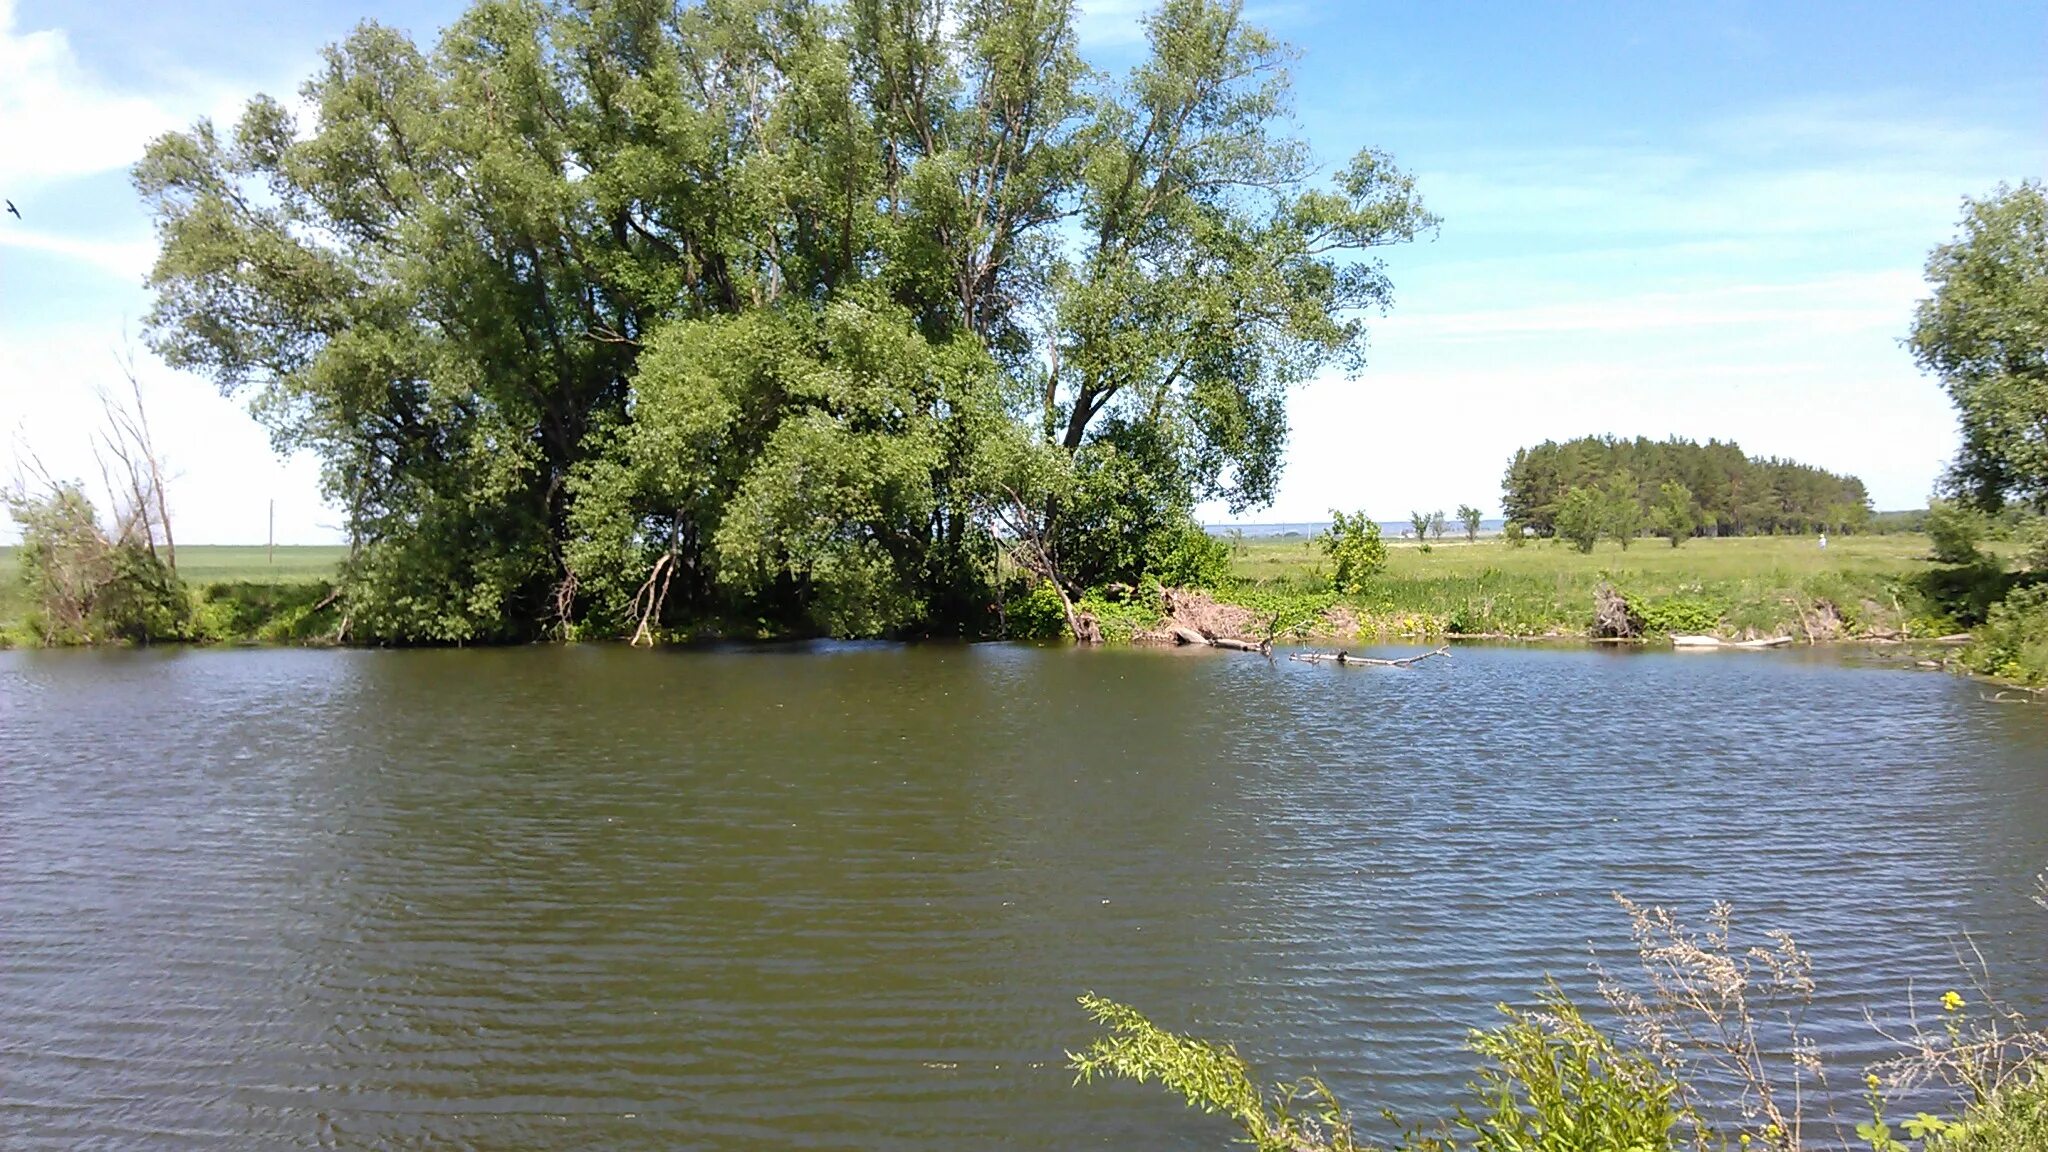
[[2, 0, 2043, 543]]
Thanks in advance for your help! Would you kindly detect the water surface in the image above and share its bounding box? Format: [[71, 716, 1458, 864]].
[[2, 644, 2045, 1148]]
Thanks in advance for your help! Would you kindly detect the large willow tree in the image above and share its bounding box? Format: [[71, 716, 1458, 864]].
[[138, 0, 1434, 642]]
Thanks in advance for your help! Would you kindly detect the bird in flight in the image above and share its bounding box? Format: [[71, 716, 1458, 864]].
[[4, 200, 18, 219]]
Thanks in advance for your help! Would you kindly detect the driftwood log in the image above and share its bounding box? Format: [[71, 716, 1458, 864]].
[[1289, 646, 1451, 668], [1168, 625, 1272, 654], [1671, 634, 1793, 650]]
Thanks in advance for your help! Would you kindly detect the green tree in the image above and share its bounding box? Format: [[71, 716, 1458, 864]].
[[1457, 503, 1482, 542], [137, 0, 1434, 643], [1409, 510, 1431, 541], [1602, 475, 1643, 550], [1911, 182, 2048, 512], [1554, 487, 1603, 554], [1429, 509, 1447, 541], [1318, 508, 1387, 595], [1502, 434, 1867, 538], [1650, 479, 1697, 548]]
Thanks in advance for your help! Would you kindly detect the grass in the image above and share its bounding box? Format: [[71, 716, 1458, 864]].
[[1209, 533, 2007, 641]]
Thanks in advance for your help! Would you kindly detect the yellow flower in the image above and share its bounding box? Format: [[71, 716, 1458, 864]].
[[1942, 990, 1965, 1013], [1867, 1073, 1882, 1089]]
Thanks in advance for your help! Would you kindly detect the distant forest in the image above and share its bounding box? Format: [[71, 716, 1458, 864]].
[[1503, 436, 1872, 539]]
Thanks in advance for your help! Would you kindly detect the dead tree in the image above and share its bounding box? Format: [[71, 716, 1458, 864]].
[[90, 352, 177, 571], [981, 482, 1098, 644], [1591, 582, 1642, 640]]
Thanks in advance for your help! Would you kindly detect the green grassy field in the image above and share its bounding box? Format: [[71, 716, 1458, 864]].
[[1206, 532, 1994, 640]]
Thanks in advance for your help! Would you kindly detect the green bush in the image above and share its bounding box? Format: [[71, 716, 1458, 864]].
[[96, 545, 193, 642], [1148, 521, 1233, 589], [5, 482, 191, 644], [1319, 509, 1389, 595], [1928, 1064, 2048, 1151], [1632, 594, 1726, 636], [1005, 580, 1070, 641], [192, 581, 340, 643], [1075, 588, 1164, 644], [1554, 487, 1604, 554], [1964, 583, 2048, 685], [1072, 986, 1691, 1152], [1927, 501, 1990, 566]]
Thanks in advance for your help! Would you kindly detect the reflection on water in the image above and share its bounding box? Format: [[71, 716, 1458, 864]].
[[2, 644, 2045, 1149]]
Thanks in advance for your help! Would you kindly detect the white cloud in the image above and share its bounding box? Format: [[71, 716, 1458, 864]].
[[0, 0, 207, 195], [0, 228, 156, 279]]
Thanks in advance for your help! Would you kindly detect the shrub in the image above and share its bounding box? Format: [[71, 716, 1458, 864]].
[[1964, 584, 2048, 685], [1075, 588, 1163, 644], [1454, 987, 1690, 1152], [5, 482, 190, 644], [96, 544, 192, 642], [1633, 594, 1726, 636], [1005, 579, 1070, 641], [1927, 502, 1990, 566], [1147, 521, 1233, 589], [1928, 1064, 2048, 1151], [1071, 986, 1691, 1152], [1320, 510, 1389, 595]]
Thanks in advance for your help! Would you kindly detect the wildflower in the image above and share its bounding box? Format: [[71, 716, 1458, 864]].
[[1867, 1073, 1882, 1090], [1941, 990, 1965, 1013]]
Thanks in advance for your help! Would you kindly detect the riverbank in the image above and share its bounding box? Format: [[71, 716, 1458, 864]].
[[4, 536, 2040, 692], [1083, 534, 2011, 645]]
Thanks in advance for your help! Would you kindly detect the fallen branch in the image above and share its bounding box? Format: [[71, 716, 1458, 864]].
[[1671, 634, 1793, 650], [1290, 646, 1450, 668], [628, 552, 675, 647], [1168, 625, 1271, 654]]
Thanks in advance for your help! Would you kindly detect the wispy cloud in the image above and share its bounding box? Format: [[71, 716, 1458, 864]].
[[0, 0, 188, 194], [0, 228, 156, 279]]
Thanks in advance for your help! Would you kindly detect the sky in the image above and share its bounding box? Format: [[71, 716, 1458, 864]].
[[1, 1, 2043, 544]]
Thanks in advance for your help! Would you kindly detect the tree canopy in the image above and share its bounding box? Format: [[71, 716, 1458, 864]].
[[1910, 181, 2048, 513], [1501, 436, 1870, 541], [137, 0, 1435, 642]]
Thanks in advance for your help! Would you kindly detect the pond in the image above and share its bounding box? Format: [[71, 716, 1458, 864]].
[[2, 644, 2045, 1149]]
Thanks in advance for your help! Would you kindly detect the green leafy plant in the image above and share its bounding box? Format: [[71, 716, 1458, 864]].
[[1634, 594, 1727, 637], [1070, 994, 1362, 1152], [1456, 986, 1691, 1152], [1962, 584, 2048, 685], [1321, 510, 1390, 595]]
